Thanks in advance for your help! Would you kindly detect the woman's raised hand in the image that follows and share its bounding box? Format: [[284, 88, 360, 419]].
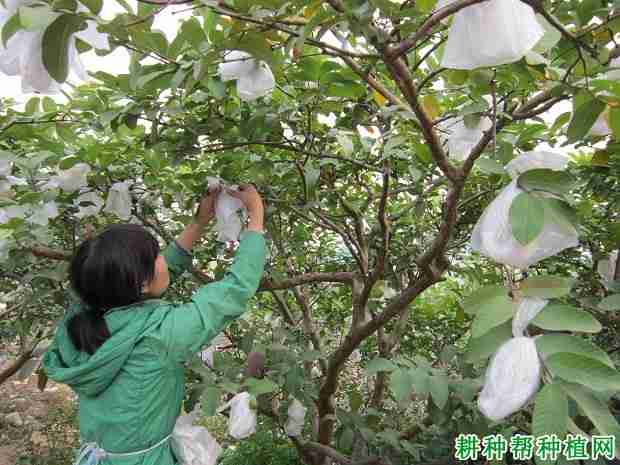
[[195, 185, 221, 227], [227, 184, 264, 232]]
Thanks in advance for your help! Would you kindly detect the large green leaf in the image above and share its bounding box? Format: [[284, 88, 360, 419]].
[[509, 192, 545, 245], [531, 304, 602, 333], [465, 321, 512, 363], [366, 358, 397, 375], [470, 298, 516, 338], [244, 378, 279, 396], [598, 294, 620, 311], [535, 334, 614, 368], [42, 14, 85, 83], [390, 369, 415, 405], [567, 98, 606, 142], [532, 383, 568, 465], [560, 383, 620, 457], [461, 285, 510, 316], [200, 385, 221, 417], [546, 353, 620, 392], [541, 198, 579, 233], [428, 374, 449, 410], [520, 276, 574, 298], [517, 169, 576, 197]]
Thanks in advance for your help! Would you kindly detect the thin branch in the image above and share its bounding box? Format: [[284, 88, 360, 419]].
[[269, 290, 296, 326], [259, 272, 355, 291]]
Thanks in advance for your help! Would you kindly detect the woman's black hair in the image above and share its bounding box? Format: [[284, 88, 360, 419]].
[[67, 224, 160, 355]]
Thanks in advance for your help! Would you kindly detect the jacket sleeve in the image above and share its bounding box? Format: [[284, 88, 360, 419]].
[[162, 240, 194, 286], [155, 231, 266, 362]]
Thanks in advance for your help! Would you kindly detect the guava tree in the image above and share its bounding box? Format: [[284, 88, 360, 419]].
[[1, 0, 620, 464]]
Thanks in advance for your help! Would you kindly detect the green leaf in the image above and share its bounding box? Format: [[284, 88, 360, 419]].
[[79, 0, 103, 14], [541, 198, 579, 233], [532, 384, 568, 465], [416, 0, 437, 12], [536, 334, 614, 369], [560, 383, 620, 452], [24, 97, 40, 115], [567, 98, 606, 142], [42, 14, 86, 83], [2, 12, 22, 48], [518, 169, 576, 197], [390, 369, 414, 405], [610, 107, 620, 141], [509, 192, 545, 245], [470, 297, 516, 339], [200, 385, 221, 417], [599, 294, 620, 311], [42, 97, 57, 112], [465, 321, 513, 363], [476, 157, 505, 175], [520, 276, 574, 298], [531, 304, 601, 333], [462, 285, 510, 316], [244, 377, 279, 396], [366, 358, 397, 375], [179, 17, 207, 51], [19, 5, 58, 31], [546, 353, 620, 392], [428, 374, 449, 409]]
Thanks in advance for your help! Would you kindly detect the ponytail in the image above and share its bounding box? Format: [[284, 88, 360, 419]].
[[67, 310, 110, 355], [67, 224, 160, 355]]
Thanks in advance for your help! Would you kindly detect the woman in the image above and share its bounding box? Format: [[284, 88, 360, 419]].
[[43, 184, 266, 465]]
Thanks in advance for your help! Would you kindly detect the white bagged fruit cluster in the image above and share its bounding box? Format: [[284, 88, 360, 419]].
[[438, 0, 544, 70], [439, 115, 492, 162], [218, 50, 275, 101], [0, 0, 109, 93], [284, 399, 307, 437], [172, 408, 222, 465], [478, 298, 547, 421], [470, 151, 579, 269], [207, 177, 247, 242], [226, 392, 257, 439]]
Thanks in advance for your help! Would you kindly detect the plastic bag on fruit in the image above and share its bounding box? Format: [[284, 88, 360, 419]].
[[0, 0, 109, 93], [439, 116, 493, 161], [284, 399, 307, 437], [470, 151, 579, 268], [171, 408, 222, 465], [512, 297, 547, 337], [478, 336, 541, 421], [74, 191, 104, 219], [207, 177, 246, 242], [598, 251, 619, 290], [589, 110, 611, 137], [237, 63, 275, 102], [226, 392, 257, 439], [441, 0, 544, 70], [218, 50, 275, 101], [28, 201, 59, 226], [103, 182, 132, 220], [48, 163, 91, 192]]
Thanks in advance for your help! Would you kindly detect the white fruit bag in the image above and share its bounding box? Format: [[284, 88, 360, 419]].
[[227, 392, 257, 439], [598, 251, 619, 290], [439, 116, 492, 161], [50, 163, 91, 192], [589, 111, 610, 137], [171, 409, 222, 465], [237, 64, 275, 101], [103, 182, 132, 220], [478, 337, 541, 421], [441, 0, 544, 70], [218, 51, 256, 81], [207, 177, 246, 242], [74, 191, 104, 219], [471, 151, 579, 268], [512, 297, 547, 337], [284, 399, 307, 437]]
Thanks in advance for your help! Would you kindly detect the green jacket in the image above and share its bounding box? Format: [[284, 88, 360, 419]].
[[43, 231, 266, 465]]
